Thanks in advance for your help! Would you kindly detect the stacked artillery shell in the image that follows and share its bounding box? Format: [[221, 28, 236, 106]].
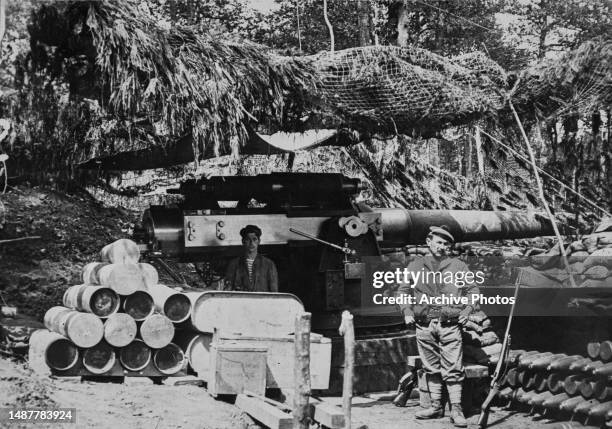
[[496, 343, 612, 427], [44, 306, 104, 348], [104, 313, 137, 347], [173, 331, 212, 376], [63, 284, 120, 318], [147, 284, 192, 324], [139, 313, 174, 348], [28, 330, 79, 374], [153, 343, 186, 375], [33, 238, 186, 378]]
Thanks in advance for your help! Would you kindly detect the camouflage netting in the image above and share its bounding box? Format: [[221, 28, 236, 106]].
[[312, 46, 507, 134], [511, 39, 612, 119], [4, 1, 610, 181]]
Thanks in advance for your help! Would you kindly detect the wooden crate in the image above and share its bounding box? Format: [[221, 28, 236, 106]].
[[216, 333, 332, 390], [208, 343, 267, 396]]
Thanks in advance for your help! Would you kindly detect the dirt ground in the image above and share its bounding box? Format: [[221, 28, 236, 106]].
[[0, 185, 135, 320], [329, 395, 566, 429], [0, 357, 257, 429], [0, 354, 574, 429]]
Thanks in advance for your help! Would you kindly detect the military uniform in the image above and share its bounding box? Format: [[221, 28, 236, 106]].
[[224, 254, 279, 292], [398, 253, 478, 426]]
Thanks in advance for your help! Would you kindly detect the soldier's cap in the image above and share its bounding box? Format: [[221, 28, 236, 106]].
[[240, 224, 262, 238], [428, 225, 454, 243]]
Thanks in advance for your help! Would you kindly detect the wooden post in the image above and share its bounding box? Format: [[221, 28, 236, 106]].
[[0, 0, 6, 49], [339, 311, 354, 429], [474, 126, 485, 176], [293, 312, 311, 429], [509, 100, 576, 287]]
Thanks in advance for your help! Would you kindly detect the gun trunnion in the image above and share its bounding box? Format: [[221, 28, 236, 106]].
[[134, 173, 554, 333]]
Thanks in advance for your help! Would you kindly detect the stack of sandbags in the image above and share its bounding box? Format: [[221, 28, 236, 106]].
[[462, 310, 502, 364], [30, 239, 186, 377], [520, 228, 612, 288]]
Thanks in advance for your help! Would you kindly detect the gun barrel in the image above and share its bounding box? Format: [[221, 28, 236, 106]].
[[378, 209, 555, 246]]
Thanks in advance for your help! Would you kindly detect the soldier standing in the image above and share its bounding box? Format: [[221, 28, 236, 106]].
[[224, 225, 279, 292], [398, 226, 478, 428]]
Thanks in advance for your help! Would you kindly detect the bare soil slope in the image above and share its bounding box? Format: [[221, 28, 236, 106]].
[[0, 185, 136, 319]]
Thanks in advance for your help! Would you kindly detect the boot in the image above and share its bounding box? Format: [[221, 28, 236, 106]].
[[450, 404, 467, 428], [415, 399, 444, 419]]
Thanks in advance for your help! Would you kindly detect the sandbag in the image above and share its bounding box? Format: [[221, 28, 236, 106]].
[[584, 265, 609, 280], [529, 254, 561, 270], [479, 330, 500, 347], [583, 236, 599, 253], [541, 268, 570, 283], [569, 240, 586, 252], [581, 279, 612, 288], [569, 261, 585, 274], [468, 310, 489, 325], [568, 251, 590, 264], [584, 248, 612, 270], [594, 218, 612, 233], [463, 320, 483, 334], [597, 232, 612, 245]]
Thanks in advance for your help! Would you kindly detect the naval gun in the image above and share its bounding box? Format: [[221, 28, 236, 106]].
[[135, 173, 554, 334]]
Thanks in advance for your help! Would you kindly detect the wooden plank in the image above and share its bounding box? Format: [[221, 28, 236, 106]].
[[235, 394, 293, 429], [310, 400, 345, 428], [260, 390, 344, 429]]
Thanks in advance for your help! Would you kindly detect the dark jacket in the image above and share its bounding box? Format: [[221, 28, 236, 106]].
[[224, 254, 279, 292], [398, 256, 479, 320]]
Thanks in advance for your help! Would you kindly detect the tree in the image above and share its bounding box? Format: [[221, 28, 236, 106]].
[[505, 0, 611, 59], [146, 0, 265, 40], [249, 0, 374, 54]]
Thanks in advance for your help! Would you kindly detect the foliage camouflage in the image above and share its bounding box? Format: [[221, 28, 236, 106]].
[[0, 0, 609, 220]]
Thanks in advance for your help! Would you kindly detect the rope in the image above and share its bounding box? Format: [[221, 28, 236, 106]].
[[509, 99, 577, 288], [478, 128, 612, 218]]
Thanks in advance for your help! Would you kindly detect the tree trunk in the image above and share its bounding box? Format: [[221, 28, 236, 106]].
[[537, 25, 548, 59], [395, 4, 409, 47], [357, 0, 371, 46], [0, 0, 6, 48]]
